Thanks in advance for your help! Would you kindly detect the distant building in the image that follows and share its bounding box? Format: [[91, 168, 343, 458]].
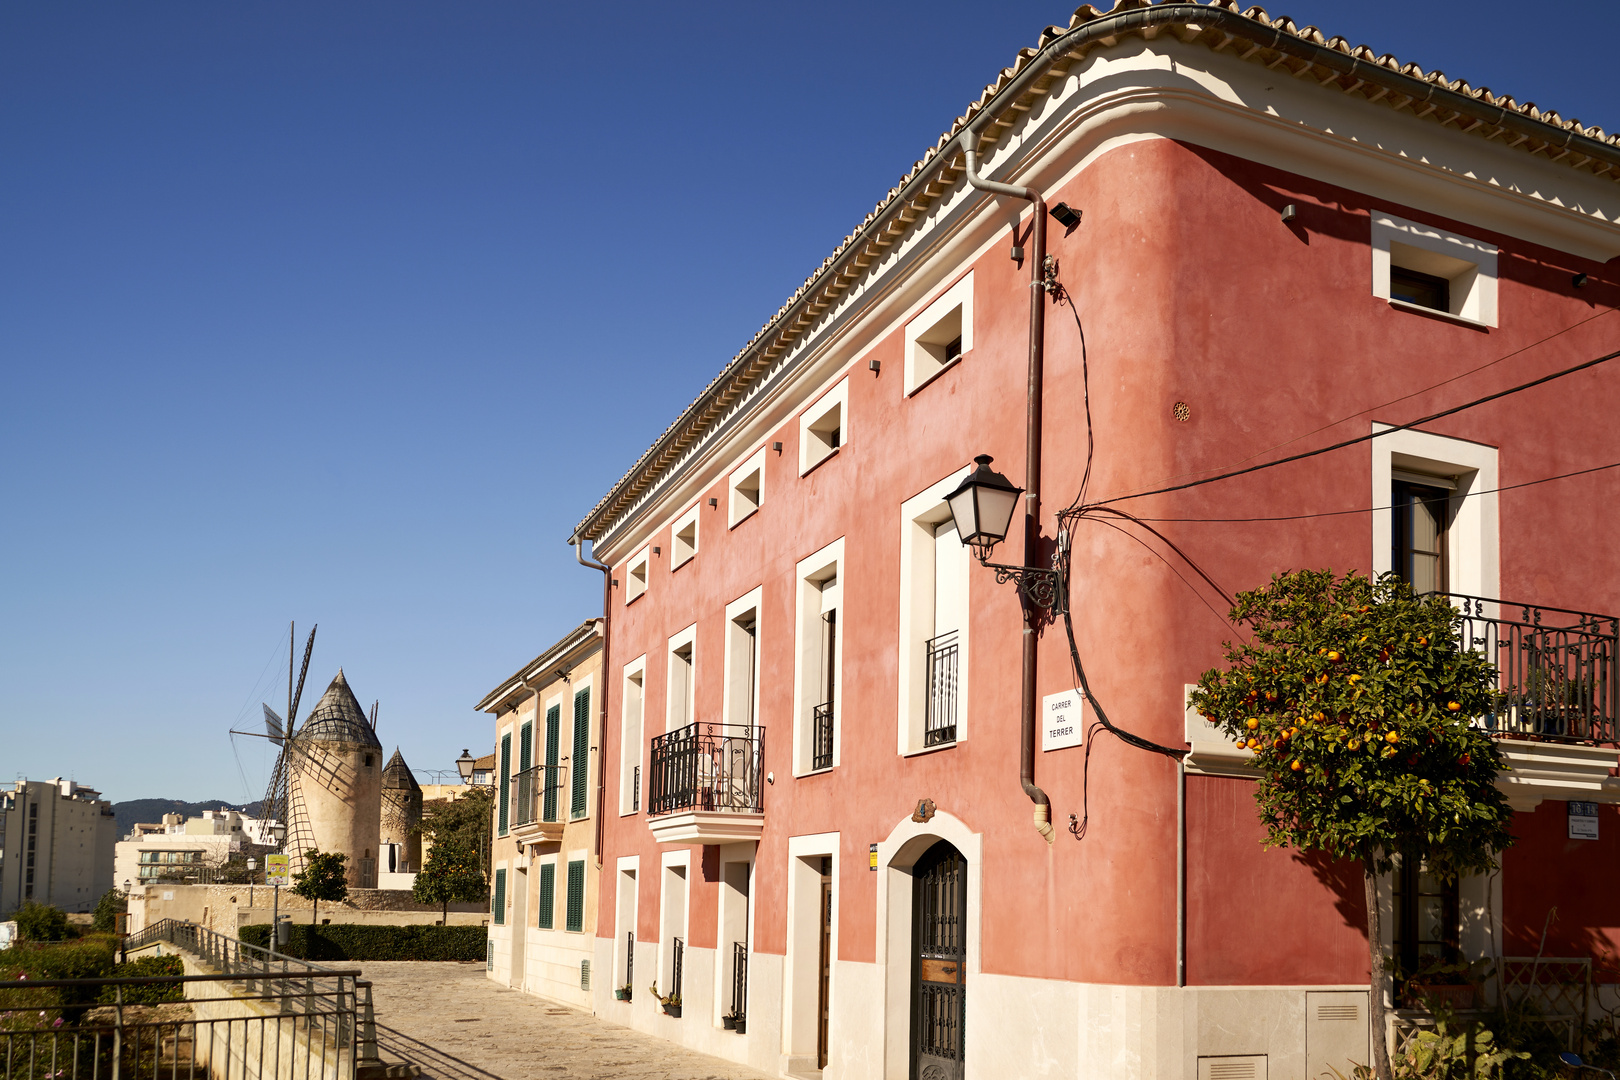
[[0, 778, 117, 914], [379, 748, 423, 883], [114, 809, 270, 889]]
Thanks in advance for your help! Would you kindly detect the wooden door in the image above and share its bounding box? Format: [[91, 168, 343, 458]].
[[911, 841, 966, 1080], [817, 856, 833, 1069]]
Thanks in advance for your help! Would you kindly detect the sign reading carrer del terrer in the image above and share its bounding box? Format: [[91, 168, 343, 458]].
[[1041, 688, 1085, 752]]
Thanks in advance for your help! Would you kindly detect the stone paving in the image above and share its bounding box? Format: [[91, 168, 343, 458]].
[[362, 961, 777, 1080]]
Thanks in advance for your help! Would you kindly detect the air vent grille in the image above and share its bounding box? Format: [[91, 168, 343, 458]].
[[581, 959, 592, 990], [1317, 1004, 1360, 1022], [1198, 1055, 1266, 1080]]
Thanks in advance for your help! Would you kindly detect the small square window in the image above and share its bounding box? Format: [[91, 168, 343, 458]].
[[905, 271, 974, 394], [1372, 213, 1497, 327], [625, 549, 650, 603], [671, 506, 699, 569], [799, 379, 849, 475], [729, 448, 767, 527]]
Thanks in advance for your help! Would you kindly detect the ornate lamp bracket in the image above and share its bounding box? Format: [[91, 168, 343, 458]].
[[983, 560, 1067, 614]]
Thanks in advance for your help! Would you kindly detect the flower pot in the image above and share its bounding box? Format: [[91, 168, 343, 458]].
[[733, 1018, 746, 1034], [614, 989, 630, 1001], [1410, 983, 1476, 1011], [722, 1016, 736, 1030], [663, 1004, 682, 1018]]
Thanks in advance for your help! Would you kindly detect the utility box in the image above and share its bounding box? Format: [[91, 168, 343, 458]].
[[1307, 990, 1370, 1080]]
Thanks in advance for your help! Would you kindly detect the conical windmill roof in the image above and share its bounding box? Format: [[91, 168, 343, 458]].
[[382, 748, 420, 791], [297, 670, 383, 748]]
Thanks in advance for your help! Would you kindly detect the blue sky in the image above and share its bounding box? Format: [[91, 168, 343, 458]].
[[3, 2, 1616, 804]]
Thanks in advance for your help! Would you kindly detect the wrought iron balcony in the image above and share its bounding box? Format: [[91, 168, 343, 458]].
[[646, 722, 765, 844], [812, 702, 835, 770], [511, 763, 567, 842], [925, 631, 959, 747], [1438, 593, 1619, 745]]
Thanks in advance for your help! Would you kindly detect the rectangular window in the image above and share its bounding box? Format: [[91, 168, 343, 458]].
[[497, 732, 512, 836], [904, 271, 974, 394], [799, 379, 849, 475], [572, 686, 592, 819], [537, 863, 556, 930], [493, 867, 507, 925], [1392, 478, 1452, 594], [544, 704, 561, 822], [626, 548, 650, 604], [668, 626, 696, 732], [1392, 855, 1459, 983], [725, 592, 761, 731], [795, 541, 843, 774], [515, 718, 533, 827], [566, 859, 586, 933], [729, 448, 767, 527], [672, 505, 699, 569], [620, 661, 645, 815], [899, 469, 972, 754], [1372, 212, 1498, 326]]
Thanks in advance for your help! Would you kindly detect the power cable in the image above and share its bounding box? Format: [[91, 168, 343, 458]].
[[1087, 346, 1620, 507]]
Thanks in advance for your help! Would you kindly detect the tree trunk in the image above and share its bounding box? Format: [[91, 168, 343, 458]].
[[312, 898, 318, 926], [1365, 863, 1394, 1080], [442, 899, 448, 925]]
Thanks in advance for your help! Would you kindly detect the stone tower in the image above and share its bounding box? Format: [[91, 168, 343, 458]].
[[287, 670, 384, 889], [379, 748, 423, 874]]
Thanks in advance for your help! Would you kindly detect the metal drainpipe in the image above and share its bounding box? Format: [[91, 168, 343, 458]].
[[574, 535, 612, 868], [1177, 756, 1186, 986], [964, 127, 1054, 844]]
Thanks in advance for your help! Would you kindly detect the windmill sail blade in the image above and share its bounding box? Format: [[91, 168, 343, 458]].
[[263, 704, 285, 745]]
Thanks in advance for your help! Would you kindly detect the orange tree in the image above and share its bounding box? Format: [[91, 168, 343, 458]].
[[1190, 570, 1513, 1080]]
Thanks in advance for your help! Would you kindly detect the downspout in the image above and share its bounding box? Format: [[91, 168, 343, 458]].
[[1177, 756, 1186, 986], [963, 125, 1053, 844], [574, 535, 612, 868]]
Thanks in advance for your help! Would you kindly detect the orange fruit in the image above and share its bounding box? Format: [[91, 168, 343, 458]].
[[1245, 717, 1259, 730], [1446, 702, 1462, 712], [1290, 759, 1303, 771], [1385, 731, 1400, 744]]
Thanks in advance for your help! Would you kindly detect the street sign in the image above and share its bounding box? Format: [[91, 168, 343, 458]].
[[1041, 689, 1085, 752], [266, 853, 291, 886], [1569, 801, 1600, 841]]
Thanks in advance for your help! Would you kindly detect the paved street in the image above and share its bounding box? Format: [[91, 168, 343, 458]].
[[362, 961, 776, 1080]]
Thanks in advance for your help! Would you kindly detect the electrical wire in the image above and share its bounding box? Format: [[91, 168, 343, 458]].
[[1087, 345, 1620, 507]]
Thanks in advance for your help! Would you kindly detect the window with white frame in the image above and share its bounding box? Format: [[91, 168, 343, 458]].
[[794, 540, 843, 773], [729, 448, 767, 527], [659, 855, 690, 1004], [725, 588, 762, 730], [620, 658, 646, 815], [1371, 213, 1498, 327], [671, 505, 699, 569], [799, 378, 849, 475], [904, 271, 974, 394], [898, 470, 972, 754], [1370, 424, 1498, 602], [626, 548, 650, 603], [667, 625, 696, 733]]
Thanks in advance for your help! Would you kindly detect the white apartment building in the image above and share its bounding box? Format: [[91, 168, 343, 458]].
[[0, 778, 118, 914], [114, 809, 270, 888]]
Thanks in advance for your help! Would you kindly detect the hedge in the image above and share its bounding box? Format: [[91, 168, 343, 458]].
[[238, 923, 486, 962], [103, 954, 185, 1004]]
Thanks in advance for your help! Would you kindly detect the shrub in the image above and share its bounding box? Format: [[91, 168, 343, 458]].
[[2, 938, 118, 1017], [13, 901, 70, 943], [92, 890, 127, 933], [101, 954, 185, 1005], [239, 923, 486, 962]]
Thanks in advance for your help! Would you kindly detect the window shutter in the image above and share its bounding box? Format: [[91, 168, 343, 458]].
[[493, 868, 507, 926], [519, 721, 533, 773], [498, 733, 512, 836], [571, 688, 591, 818], [566, 859, 585, 932], [537, 863, 555, 929], [544, 706, 561, 821]]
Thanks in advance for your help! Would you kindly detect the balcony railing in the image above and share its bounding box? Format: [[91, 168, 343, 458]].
[[1437, 593, 1619, 745], [731, 941, 749, 1023], [647, 722, 764, 817], [812, 703, 834, 770], [511, 764, 568, 829], [925, 631, 959, 747]]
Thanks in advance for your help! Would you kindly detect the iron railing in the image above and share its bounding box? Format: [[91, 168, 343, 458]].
[[1436, 593, 1619, 744], [510, 763, 567, 828], [671, 938, 684, 1004], [812, 703, 834, 770], [2, 919, 379, 1080], [731, 942, 748, 1023], [624, 933, 634, 998], [632, 765, 641, 812], [924, 631, 959, 747], [646, 723, 764, 817]]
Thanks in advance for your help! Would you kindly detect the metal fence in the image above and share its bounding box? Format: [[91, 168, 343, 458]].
[[812, 703, 834, 770], [510, 763, 567, 829], [647, 722, 764, 817], [671, 938, 684, 1004], [730, 942, 748, 1024], [1, 919, 379, 1080], [1436, 593, 1619, 744], [925, 631, 959, 747]]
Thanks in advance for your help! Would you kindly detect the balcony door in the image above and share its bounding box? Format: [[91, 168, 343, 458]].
[[1392, 478, 1451, 593], [911, 840, 967, 1080]]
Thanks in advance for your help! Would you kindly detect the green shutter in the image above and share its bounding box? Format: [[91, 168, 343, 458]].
[[493, 868, 507, 926], [571, 687, 591, 818], [566, 859, 585, 933], [543, 705, 561, 821], [537, 863, 555, 929], [498, 733, 512, 836], [519, 721, 533, 773]]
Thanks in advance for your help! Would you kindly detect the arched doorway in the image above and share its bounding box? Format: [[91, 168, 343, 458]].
[[911, 840, 967, 1080]]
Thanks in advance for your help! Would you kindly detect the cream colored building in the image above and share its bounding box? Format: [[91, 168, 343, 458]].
[[114, 809, 270, 889], [0, 778, 117, 914], [480, 620, 603, 1009]]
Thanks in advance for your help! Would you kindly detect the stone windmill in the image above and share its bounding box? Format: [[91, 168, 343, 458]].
[[380, 749, 423, 874]]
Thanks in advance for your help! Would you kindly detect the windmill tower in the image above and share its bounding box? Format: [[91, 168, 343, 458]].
[[380, 748, 423, 874], [285, 670, 384, 888]]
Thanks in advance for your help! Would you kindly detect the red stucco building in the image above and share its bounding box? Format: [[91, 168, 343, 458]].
[[537, 4, 1620, 1077]]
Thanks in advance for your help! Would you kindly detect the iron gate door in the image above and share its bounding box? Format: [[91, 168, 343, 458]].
[[911, 840, 966, 1080]]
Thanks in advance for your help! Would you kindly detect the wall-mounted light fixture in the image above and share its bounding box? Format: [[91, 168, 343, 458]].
[[869, 359, 881, 374], [652, 546, 660, 555], [772, 442, 783, 453], [1048, 202, 1081, 229], [945, 454, 1066, 612], [1574, 272, 1590, 288], [1280, 204, 1297, 223], [708, 498, 718, 508]]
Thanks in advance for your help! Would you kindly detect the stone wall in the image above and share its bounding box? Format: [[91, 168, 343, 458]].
[[128, 882, 487, 938]]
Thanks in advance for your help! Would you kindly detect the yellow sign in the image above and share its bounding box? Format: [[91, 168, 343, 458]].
[[265, 853, 290, 886]]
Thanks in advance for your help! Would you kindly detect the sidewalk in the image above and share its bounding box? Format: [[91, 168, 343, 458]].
[[362, 961, 777, 1080]]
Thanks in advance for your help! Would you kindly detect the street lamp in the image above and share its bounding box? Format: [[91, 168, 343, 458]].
[[456, 749, 476, 784], [123, 878, 132, 895], [945, 454, 1066, 612]]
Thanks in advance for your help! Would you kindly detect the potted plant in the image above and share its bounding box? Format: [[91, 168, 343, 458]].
[[722, 1011, 737, 1030], [734, 1015, 746, 1034], [614, 985, 632, 1001], [650, 984, 681, 1018], [1405, 958, 1487, 1012]]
